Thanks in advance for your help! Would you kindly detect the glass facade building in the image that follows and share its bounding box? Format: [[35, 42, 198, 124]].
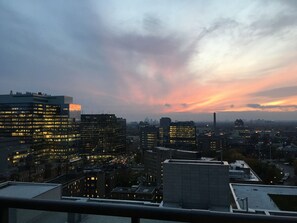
[[168, 121, 196, 150], [0, 92, 81, 165], [80, 114, 126, 162]]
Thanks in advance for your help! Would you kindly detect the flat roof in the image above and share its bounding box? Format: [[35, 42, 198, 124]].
[[164, 159, 228, 166], [230, 160, 249, 169], [155, 147, 171, 151], [229, 160, 261, 182], [0, 181, 60, 198], [135, 186, 155, 194], [155, 147, 199, 154], [231, 183, 297, 211], [112, 187, 137, 193]]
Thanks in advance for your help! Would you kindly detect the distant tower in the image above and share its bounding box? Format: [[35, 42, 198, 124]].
[[213, 112, 217, 133]]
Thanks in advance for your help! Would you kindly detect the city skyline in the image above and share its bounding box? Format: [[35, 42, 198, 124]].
[[1, 0, 297, 121]]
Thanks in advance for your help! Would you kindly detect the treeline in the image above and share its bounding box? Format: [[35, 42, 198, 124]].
[[223, 149, 282, 184]]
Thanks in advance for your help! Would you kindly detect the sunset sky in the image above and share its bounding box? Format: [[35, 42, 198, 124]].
[[1, 0, 297, 121]]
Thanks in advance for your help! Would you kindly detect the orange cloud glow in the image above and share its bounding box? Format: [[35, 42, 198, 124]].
[[152, 63, 297, 114]]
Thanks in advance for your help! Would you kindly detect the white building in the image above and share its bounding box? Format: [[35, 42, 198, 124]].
[[231, 183, 297, 216], [162, 159, 230, 211]]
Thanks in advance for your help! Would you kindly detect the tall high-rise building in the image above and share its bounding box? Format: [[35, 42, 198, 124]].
[[159, 117, 171, 146], [168, 121, 196, 150], [213, 112, 217, 134], [0, 92, 81, 164], [80, 114, 126, 160], [160, 117, 171, 128]]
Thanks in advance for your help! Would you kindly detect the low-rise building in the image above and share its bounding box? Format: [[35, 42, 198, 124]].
[[229, 160, 262, 183], [231, 183, 297, 215], [162, 159, 230, 211], [144, 147, 201, 184]]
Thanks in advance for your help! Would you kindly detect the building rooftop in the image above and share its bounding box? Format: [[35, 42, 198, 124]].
[[112, 187, 137, 193], [0, 92, 73, 104], [0, 181, 61, 199], [135, 186, 155, 194], [231, 183, 297, 211], [155, 146, 171, 151], [164, 159, 228, 166], [155, 146, 201, 154], [229, 160, 261, 182]]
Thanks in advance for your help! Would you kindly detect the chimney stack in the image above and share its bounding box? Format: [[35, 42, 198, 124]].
[[213, 112, 217, 134]]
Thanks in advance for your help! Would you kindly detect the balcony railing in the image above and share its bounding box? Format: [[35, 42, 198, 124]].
[[0, 196, 297, 223]]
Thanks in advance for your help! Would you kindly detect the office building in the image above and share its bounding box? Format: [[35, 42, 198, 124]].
[[144, 147, 201, 184], [162, 159, 230, 211], [159, 117, 171, 146], [82, 168, 118, 199], [0, 92, 81, 165], [197, 133, 227, 150], [80, 114, 126, 161], [168, 121, 196, 150], [140, 125, 158, 151], [160, 117, 171, 128]]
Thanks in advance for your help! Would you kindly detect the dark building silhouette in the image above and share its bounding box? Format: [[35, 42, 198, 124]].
[[160, 117, 171, 128], [140, 125, 158, 152], [197, 133, 227, 151], [213, 112, 217, 133], [234, 119, 244, 128], [80, 114, 126, 161], [82, 168, 117, 198], [0, 137, 30, 172], [159, 117, 171, 146]]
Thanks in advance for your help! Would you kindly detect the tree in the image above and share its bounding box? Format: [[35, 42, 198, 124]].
[[223, 149, 245, 163]]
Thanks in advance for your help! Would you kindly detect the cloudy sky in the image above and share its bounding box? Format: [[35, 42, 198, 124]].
[[1, 0, 297, 121]]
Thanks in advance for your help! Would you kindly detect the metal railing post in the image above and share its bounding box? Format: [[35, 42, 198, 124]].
[[0, 196, 296, 223], [68, 212, 74, 223], [0, 207, 9, 223], [131, 217, 140, 223]]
